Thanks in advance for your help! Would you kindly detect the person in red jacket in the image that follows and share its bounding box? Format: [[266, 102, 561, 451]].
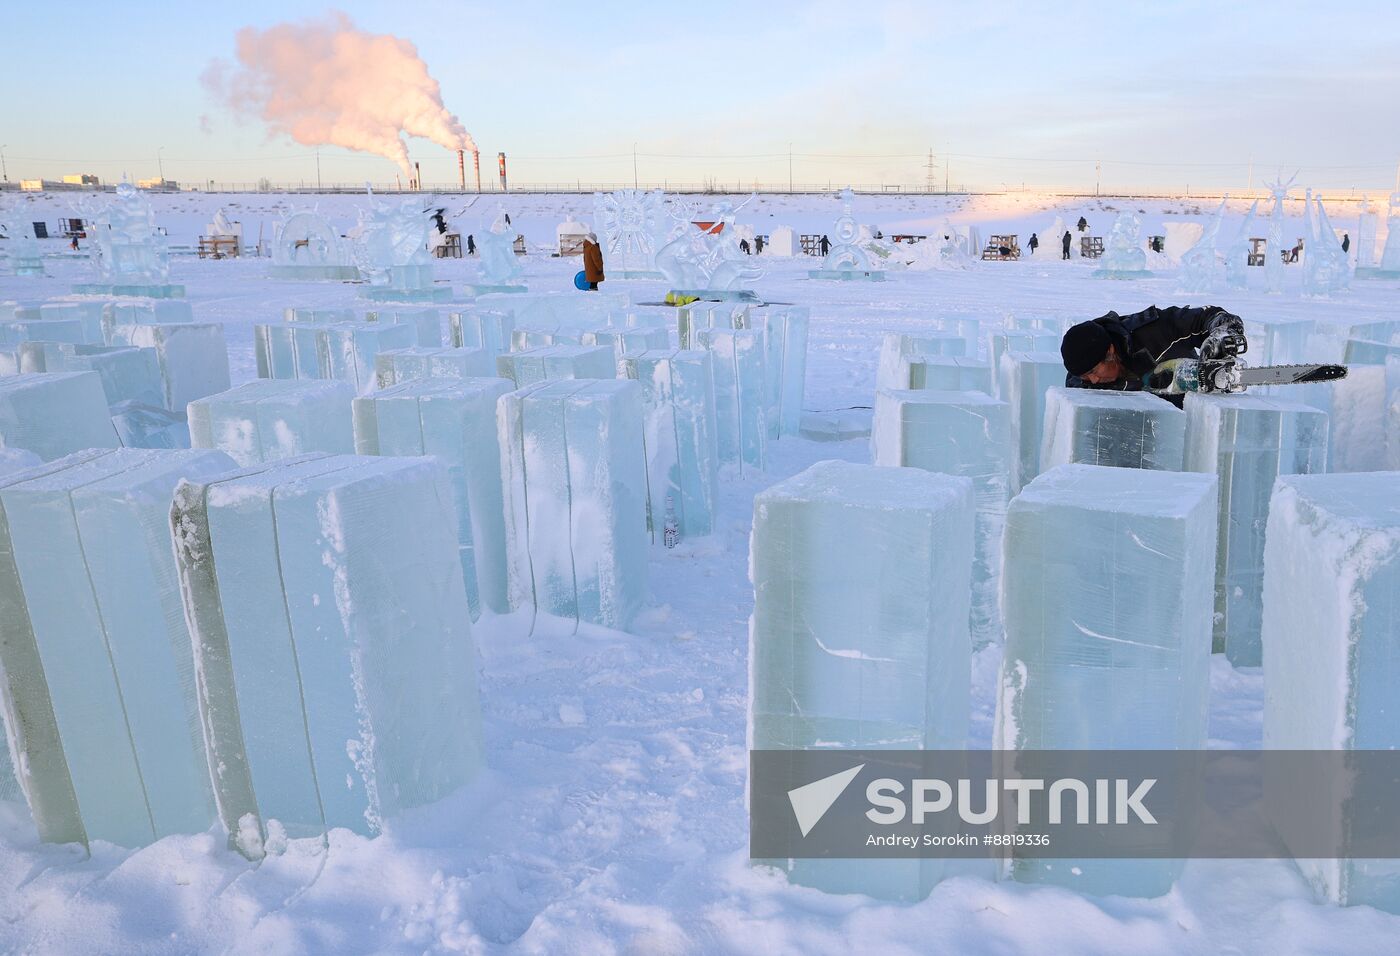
[[582, 232, 605, 290]]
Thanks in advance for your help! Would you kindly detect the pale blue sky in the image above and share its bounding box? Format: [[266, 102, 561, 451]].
[[3, 1, 1398, 191]]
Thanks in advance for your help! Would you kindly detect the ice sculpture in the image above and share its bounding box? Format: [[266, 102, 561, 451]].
[[876, 332, 968, 391], [1263, 175, 1296, 295], [1224, 199, 1260, 290], [449, 308, 515, 355], [995, 464, 1217, 898], [809, 188, 885, 281], [0, 372, 118, 459], [374, 346, 494, 388], [172, 454, 484, 846], [871, 390, 1009, 647], [904, 357, 993, 393], [655, 197, 763, 295], [1361, 192, 1400, 277], [188, 380, 355, 466], [1302, 193, 1350, 297], [1092, 211, 1152, 279], [469, 208, 526, 294], [620, 349, 720, 541], [1263, 473, 1400, 912], [1178, 197, 1227, 293], [594, 189, 668, 279], [269, 209, 360, 281], [696, 328, 767, 473], [495, 344, 616, 387], [354, 378, 513, 618], [750, 460, 973, 901], [108, 321, 231, 410], [73, 183, 183, 298], [18, 343, 163, 407], [986, 330, 1060, 394], [998, 351, 1066, 492], [353, 193, 449, 302], [0, 448, 234, 846], [1182, 393, 1328, 666], [498, 380, 649, 630], [753, 306, 809, 437], [1040, 387, 1186, 471]]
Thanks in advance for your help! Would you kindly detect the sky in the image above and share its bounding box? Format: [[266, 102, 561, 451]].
[[2, 0, 1399, 193]]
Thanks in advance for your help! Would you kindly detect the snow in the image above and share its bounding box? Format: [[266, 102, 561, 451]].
[[2, 190, 1400, 951]]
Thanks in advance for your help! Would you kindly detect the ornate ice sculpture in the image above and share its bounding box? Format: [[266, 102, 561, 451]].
[[593, 189, 667, 279], [269, 208, 360, 281], [655, 196, 763, 297], [1092, 211, 1152, 279], [1302, 191, 1349, 297], [1223, 199, 1260, 290], [354, 193, 449, 302], [1263, 174, 1296, 294], [809, 188, 884, 280], [467, 207, 526, 294], [74, 182, 183, 297], [1177, 196, 1227, 294]]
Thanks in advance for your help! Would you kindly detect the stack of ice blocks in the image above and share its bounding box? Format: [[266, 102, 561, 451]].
[[1000, 350, 1067, 493], [695, 328, 766, 473], [874, 331, 967, 391], [495, 344, 615, 388], [171, 454, 484, 846], [871, 389, 1010, 646], [510, 326, 582, 350], [108, 319, 231, 409], [373, 346, 494, 388], [0, 448, 42, 812], [1182, 393, 1329, 666], [931, 313, 987, 358], [498, 380, 648, 630], [0, 449, 235, 846], [188, 380, 355, 466], [284, 307, 354, 324], [987, 329, 1060, 394], [619, 349, 720, 541], [17, 342, 164, 407], [676, 303, 749, 349], [1263, 473, 1400, 912], [1040, 387, 1186, 472], [753, 306, 809, 437], [363, 308, 442, 346], [449, 308, 515, 355], [749, 460, 974, 901], [37, 301, 108, 341], [353, 378, 514, 617], [905, 356, 993, 393], [579, 327, 671, 361], [475, 291, 630, 329], [0, 309, 104, 347], [1391, 357, 1400, 470], [255, 321, 418, 393], [995, 464, 1218, 898], [0, 372, 118, 460], [102, 299, 194, 341]]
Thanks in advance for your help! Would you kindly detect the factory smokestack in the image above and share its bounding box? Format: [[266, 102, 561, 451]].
[[414, 161, 421, 190], [473, 150, 481, 193], [458, 149, 465, 191], [498, 152, 508, 192]]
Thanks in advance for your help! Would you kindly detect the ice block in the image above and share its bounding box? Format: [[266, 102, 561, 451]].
[[363, 308, 442, 346], [906, 356, 993, 393], [0, 372, 119, 460], [373, 346, 494, 388], [495, 345, 616, 388], [449, 308, 515, 355], [36, 301, 106, 343], [510, 326, 582, 351], [111, 402, 192, 450], [498, 380, 649, 630], [1183, 393, 1329, 665], [317, 321, 419, 394], [875, 331, 968, 391], [999, 350, 1067, 493], [107, 322, 231, 410], [753, 306, 809, 437], [1040, 387, 1186, 472], [987, 330, 1061, 396], [188, 380, 355, 466], [18, 342, 164, 407], [696, 328, 767, 473], [579, 327, 671, 361], [677, 303, 749, 349]]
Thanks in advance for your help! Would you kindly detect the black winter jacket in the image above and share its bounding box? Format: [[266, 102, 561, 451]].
[[1065, 305, 1236, 405]]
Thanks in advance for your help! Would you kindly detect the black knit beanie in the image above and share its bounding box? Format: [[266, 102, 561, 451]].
[[1060, 321, 1112, 376]]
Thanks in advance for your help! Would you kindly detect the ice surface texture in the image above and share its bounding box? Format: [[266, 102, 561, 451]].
[[255, 321, 417, 394], [171, 454, 483, 846], [189, 380, 355, 466], [495, 345, 616, 388], [449, 309, 515, 355], [18, 343, 164, 407], [498, 380, 649, 630], [0, 449, 235, 847], [871, 389, 1010, 647], [999, 351, 1066, 493], [108, 322, 231, 410], [987, 330, 1060, 396], [696, 329, 767, 473], [677, 303, 750, 350], [1040, 387, 1186, 472], [373, 346, 494, 389], [1182, 394, 1328, 666], [995, 464, 1218, 897], [753, 307, 809, 438], [1263, 473, 1400, 911], [620, 349, 720, 540], [353, 378, 514, 617], [0, 372, 119, 460], [875, 332, 968, 392]]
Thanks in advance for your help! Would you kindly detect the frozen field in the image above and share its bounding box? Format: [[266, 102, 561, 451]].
[[0, 192, 1397, 954]]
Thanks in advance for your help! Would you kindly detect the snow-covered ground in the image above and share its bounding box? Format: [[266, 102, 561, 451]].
[[0, 193, 1397, 954]]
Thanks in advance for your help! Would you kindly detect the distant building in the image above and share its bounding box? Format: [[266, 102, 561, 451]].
[[62, 174, 100, 187], [137, 178, 179, 191]]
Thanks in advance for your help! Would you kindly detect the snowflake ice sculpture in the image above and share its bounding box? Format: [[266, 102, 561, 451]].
[[594, 189, 666, 277], [820, 188, 874, 272]]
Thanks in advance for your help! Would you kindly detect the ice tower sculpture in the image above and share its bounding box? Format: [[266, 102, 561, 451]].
[[1302, 192, 1350, 297], [74, 183, 183, 298], [269, 209, 360, 281], [1177, 196, 1227, 294], [1040, 387, 1186, 471], [171, 454, 484, 850], [468, 208, 527, 295], [1263, 175, 1297, 294], [1263, 473, 1400, 913], [995, 464, 1218, 898], [1224, 199, 1260, 291], [1092, 211, 1152, 279], [1183, 393, 1329, 666], [809, 188, 885, 281], [594, 189, 668, 279], [354, 193, 450, 303]]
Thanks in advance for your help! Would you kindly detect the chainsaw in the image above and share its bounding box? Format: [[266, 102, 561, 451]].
[[1146, 325, 1348, 395]]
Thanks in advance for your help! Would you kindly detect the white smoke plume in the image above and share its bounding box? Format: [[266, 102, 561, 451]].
[[204, 11, 475, 176]]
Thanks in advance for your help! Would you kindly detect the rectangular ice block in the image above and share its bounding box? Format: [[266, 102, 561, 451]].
[[475, 291, 630, 329], [188, 380, 355, 466], [498, 380, 649, 630], [495, 345, 615, 387], [285, 307, 354, 324], [36, 302, 106, 343], [363, 308, 442, 346], [171, 454, 484, 845], [1294, 364, 1390, 473], [696, 328, 767, 473], [1040, 387, 1186, 472], [317, 321, 419, 394], [0, 372, 119, 460], [103, 300, 193, 341], [373, 346, 494, 388], [353, 377, 514, 617], [108, 322, 231, 410], [677, 303, 749, 349], [753, 306, 809, 437], [1263, 473, 1400, 912], [449, 309, 514, 355], [1183, 393, 1329, 666], [19, 342, 164, 407], [999, 350, 1065, 494], [987, 330, 1061, 395], [875, 331, 968, 392], [620, 349, 720, 541], [510, 326, 582, 351], [871, 389, 1010, 647], [995, 464, 1218, 898], [906, 356, 993, 393], [0, 449, 235, 846], [579, 327, 670, 361], [112, 402, 192, 449]]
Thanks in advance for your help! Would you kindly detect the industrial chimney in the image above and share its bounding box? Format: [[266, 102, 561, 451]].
[[498, 151, 508, 192], [473, 150, 481, 192], [457, 149, 466, 191], [414, 161, 421, 190]]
